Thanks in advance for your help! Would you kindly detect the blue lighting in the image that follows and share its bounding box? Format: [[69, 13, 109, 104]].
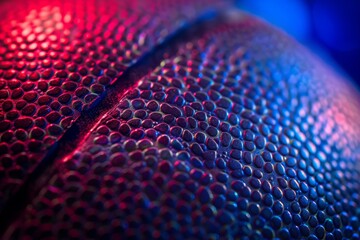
[[238, 0, 310, 41]]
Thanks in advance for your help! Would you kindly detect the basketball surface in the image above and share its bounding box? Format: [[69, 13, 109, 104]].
[[0, 0, 360, 239]]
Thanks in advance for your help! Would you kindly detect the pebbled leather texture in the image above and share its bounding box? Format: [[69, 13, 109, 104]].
[[0, 0, 227, 211], [1, 0, 360, 239]]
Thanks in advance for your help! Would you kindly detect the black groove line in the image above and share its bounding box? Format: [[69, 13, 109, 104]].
[[0, 9, 227, 237]]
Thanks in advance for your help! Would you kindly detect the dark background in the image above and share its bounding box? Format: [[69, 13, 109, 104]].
[[237, 0, 360, 86]]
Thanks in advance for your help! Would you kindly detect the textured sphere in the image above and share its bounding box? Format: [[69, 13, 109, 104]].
[[0, 0, 360, 239]]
